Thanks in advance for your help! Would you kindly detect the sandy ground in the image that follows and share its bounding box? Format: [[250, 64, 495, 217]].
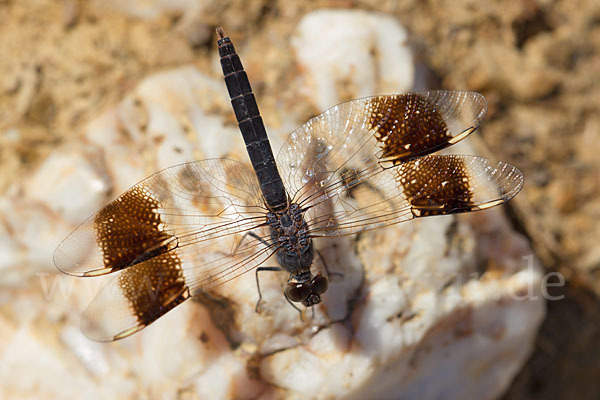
[[0, 0, 599, 398]]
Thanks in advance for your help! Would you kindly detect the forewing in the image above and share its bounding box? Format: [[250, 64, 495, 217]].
[[54, 158, 266, 276]]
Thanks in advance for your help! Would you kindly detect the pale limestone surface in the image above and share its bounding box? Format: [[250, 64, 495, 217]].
[[292, 9, 415, 111], [0, 9, 544, 400]]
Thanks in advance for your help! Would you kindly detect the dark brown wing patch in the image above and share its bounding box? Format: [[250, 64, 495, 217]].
[[397, 156, 473, 217], [93, 186, 175, 276], [367, 94, 451, 163], [116, 252, 189, 339]]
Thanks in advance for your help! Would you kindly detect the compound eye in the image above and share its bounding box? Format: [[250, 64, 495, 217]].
[[311, 274, 328, 294], [286, 282, 310, 302]]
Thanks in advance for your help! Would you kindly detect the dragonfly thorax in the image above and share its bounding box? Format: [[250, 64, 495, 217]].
[[267, 203, 314, 276], [267, 204, 327, 307]]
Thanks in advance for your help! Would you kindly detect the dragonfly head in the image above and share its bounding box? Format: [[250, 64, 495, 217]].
[[285, 273, 329, 307]]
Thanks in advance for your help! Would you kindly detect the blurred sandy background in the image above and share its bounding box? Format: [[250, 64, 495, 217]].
[[0, 0, 599, 399]]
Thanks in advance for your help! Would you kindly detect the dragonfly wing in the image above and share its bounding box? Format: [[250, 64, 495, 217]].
[[81, 238, 275, 341], [305, 155, 523, 236], [54, 158, 280, 341], [54, 158, 267, 277], [275, 91, 521, 236]]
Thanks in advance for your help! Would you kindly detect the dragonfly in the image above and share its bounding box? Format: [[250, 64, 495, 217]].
[[53, 27, 523, 342]]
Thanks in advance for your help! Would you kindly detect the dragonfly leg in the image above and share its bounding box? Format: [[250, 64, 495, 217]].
[[247, 231, 270, 247], [283, 288, 305, 321], [255, 266, 284, 312], [231, 231, 271, 256], [316, 249, 343, 281]]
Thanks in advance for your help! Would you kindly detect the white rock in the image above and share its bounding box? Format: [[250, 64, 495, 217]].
[[84, 107, 148, 195], [0, 193, 74, 279], [0, 12, 544, 400], [251, 211, 544, 399], [84, 66, 242, 194], [24, 145, 110, 225], [0, 305, 135, 399], [60, 326, 110, 377], [292, 9, 415, 110], [349, 214, 544, 399]]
